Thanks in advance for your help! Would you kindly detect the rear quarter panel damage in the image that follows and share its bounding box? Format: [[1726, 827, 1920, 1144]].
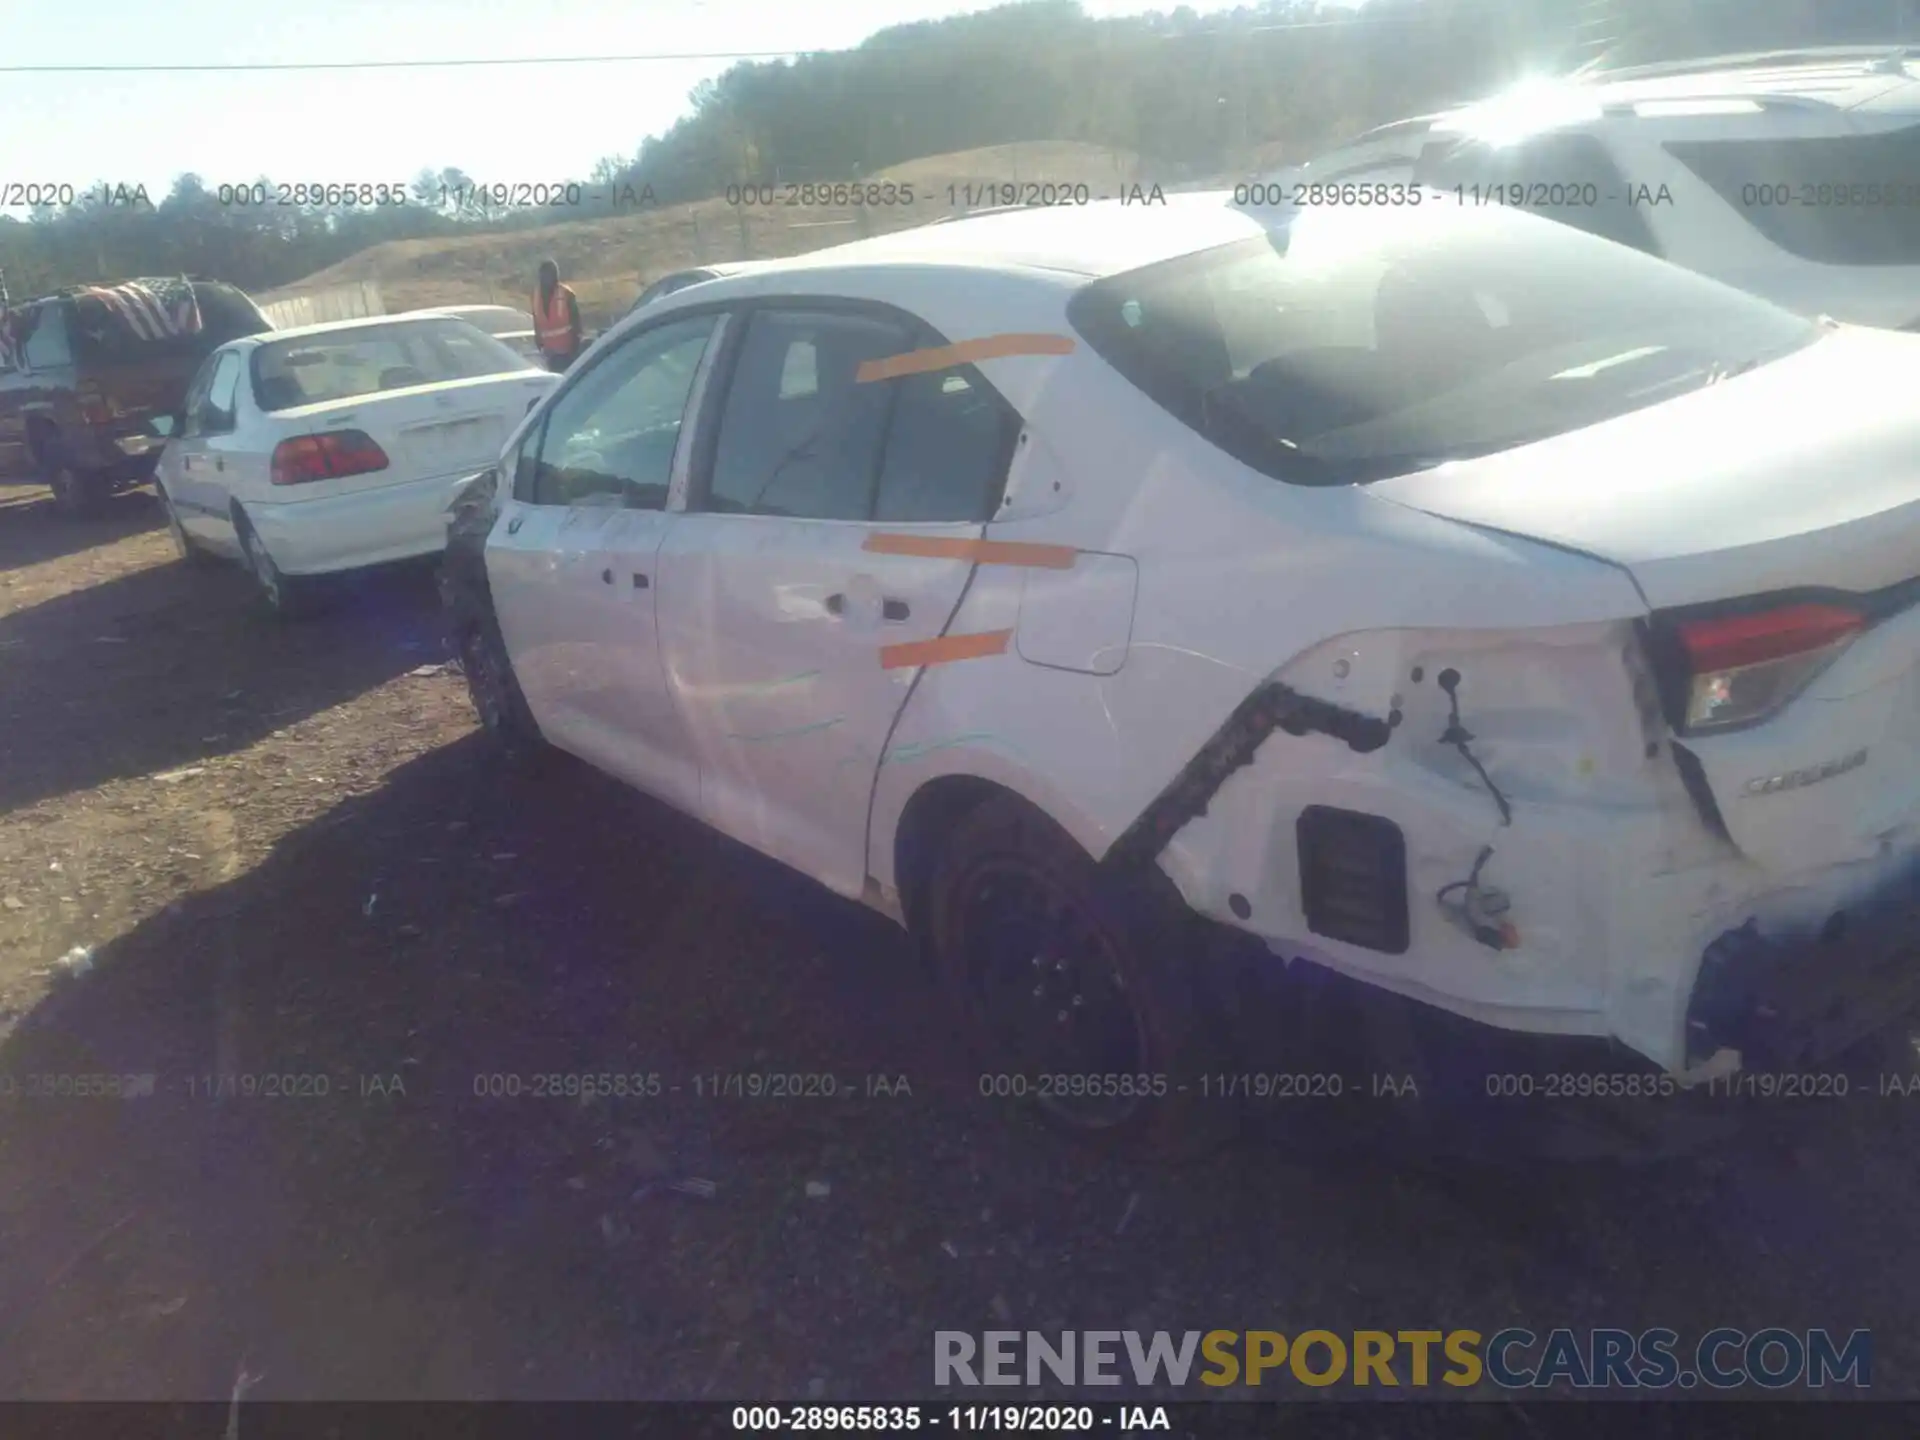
[[861, 296, 1915, 1072], [866, 358, 1659, 958]]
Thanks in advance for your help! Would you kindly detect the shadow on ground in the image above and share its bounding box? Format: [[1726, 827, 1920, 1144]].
[[2, 728, 1918, 1400], [0, 555, 446, 816], [0, 485, 166, 575]]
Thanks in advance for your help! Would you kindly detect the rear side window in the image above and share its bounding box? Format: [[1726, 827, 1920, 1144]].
[[1415, 131, 1661, 255], [873, 371, 1019, 524], [186, 352, 242, 436], [1665, 124, 1920, 266], [21, 303, 72, 369], [702, 308, 1018, 523], [251, 319, 526, 410], [178, 353, 220, 425]]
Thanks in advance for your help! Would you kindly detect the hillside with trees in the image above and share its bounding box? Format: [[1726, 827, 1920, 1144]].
[[0, 0, 1908, 305]]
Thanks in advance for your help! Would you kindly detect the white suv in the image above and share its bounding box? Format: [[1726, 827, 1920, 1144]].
[[1252, 47, 1920, 329]]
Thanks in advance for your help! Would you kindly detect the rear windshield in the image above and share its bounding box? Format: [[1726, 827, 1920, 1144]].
[[1066, 197, 1820, 486], [1665, 123, 1920, 267], [250, 317, 530, 411]]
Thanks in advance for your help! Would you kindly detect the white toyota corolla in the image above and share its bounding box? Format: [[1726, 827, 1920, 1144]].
[[442, 191, 1920, 1155], [158, 313, 558, 615]]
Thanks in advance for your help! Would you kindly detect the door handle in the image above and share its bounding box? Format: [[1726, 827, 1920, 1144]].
[[882, 598, 910, 622], [825, 593, 846, 616], [602, 567, 614, 585], [215, 458, 224, 472], [507, 516, 523, 535]]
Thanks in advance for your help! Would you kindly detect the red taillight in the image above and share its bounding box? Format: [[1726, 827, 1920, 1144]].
[[270, 430, 389, 487], [1674, 602, 1864, 732]]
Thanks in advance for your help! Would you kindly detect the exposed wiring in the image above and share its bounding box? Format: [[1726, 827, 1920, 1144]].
[[1436, 845, 1516, 951], [1437, 668, 1512, 827]]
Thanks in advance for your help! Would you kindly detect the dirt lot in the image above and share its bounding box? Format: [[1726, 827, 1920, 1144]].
[[3, 479, 1920, 1403]]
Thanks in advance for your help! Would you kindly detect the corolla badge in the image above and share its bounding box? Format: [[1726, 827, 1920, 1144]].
[[1743, 748, 1868, 796]]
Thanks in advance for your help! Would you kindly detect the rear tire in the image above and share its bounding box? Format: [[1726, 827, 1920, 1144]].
[[236, 512, 322, 620], [43, 444, 105, 520], [456, 614, 546, 760], [924, 793, 1238, 1161]]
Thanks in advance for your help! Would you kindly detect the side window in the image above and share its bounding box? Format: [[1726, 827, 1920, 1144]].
[[177, 355, 220, 436], [1665, 125, 1920, 267], [22, 304, 73, 369], [703, 309, 910, 520], [199, 353, 242, 434], [524, 313, 717, 509], [872, 369, 1018, 524]]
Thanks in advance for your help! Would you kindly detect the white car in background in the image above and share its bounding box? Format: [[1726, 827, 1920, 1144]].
[[626, 261, 779, 317], [157, 313, 557, 616], [1252, 46, 1920, 329], [410, 304, 544, 365], [445, 194, 1920, 1157]]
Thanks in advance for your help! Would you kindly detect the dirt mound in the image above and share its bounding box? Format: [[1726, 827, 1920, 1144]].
[[260, 142, 1147, 327]]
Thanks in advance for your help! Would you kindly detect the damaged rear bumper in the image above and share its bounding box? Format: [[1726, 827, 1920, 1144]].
[[1117, 630, 1920, 1083], [1686, 858, 1920, 1072]]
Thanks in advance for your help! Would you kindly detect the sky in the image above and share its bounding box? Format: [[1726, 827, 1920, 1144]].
[[0, 0, 1363, 215]]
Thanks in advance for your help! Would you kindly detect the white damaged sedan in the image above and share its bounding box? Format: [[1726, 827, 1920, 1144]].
[[444, 191, 1920, 1155]]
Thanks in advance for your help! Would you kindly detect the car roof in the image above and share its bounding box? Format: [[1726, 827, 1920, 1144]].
[[1430, 47, 1920, 133], [687, 193, 1261, 287], [650, 261, 775, 286]]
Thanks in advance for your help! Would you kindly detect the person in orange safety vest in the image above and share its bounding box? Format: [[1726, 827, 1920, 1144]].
[[532, 258, 583, 372]]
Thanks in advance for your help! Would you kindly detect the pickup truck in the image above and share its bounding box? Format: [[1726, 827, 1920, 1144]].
[[0, 277, 273, 517]]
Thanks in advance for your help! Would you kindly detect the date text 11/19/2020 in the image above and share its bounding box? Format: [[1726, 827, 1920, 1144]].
[[730, 1405, 1172, 1432], [1232, 180, 1678, 209]]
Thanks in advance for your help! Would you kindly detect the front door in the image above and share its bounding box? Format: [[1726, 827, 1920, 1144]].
[[487, 311, 722, 810], [657, 304, 1022, 897]]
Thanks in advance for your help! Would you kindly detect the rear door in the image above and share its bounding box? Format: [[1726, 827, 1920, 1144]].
[[169, 349, 245, 548], [4, 301, 79, 477], [655, 303, 1020, 898], [155, 352, 217, 536]]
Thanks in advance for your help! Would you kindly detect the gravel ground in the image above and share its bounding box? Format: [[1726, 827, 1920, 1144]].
[[2, 481, 1919, 1404]]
